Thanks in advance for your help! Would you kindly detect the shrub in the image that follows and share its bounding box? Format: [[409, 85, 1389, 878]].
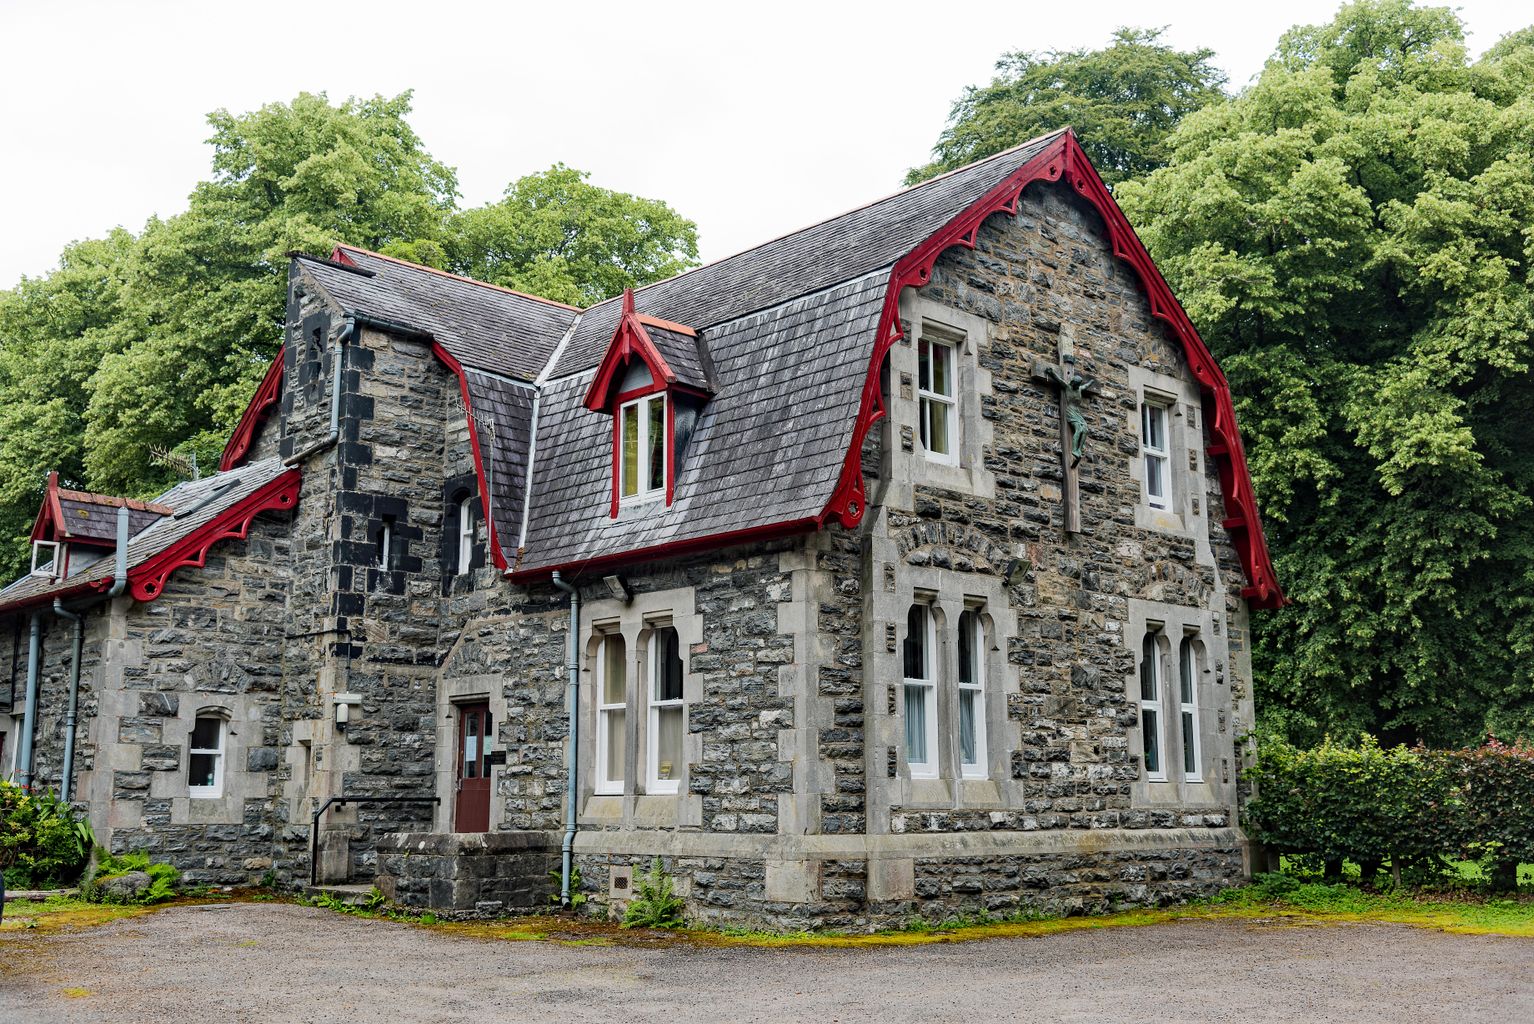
[[1246, 736, 1534, 890], [82, 849, 182, 905], [621, 859, 685, 929], [0, 781, 93, 888]]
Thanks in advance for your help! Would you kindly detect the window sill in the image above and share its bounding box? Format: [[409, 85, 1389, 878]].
[[1134, 503, 1196, 538]]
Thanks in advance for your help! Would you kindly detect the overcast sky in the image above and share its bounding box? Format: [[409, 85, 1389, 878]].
[[1, 0, 1527, 287]]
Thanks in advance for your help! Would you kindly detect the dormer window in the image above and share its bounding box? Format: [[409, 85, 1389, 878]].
[[584, 289, 713, 518], [30, 540, 59, 579], [620, 393, 667, 503]]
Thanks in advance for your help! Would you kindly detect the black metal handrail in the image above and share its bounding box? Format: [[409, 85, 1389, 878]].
[[309, 795, 440, 886]]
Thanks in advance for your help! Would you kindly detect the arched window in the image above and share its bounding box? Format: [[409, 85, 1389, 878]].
[[1179, 636, 1202, 782], [902, 604, 937, 778], [456, 496, 475, 575], [648, 626, 685, 792], [1139, 632, 1166, 781], [188, 713, 227, 798], [595, 633, 627, 795], [957, 609, 986, 779]]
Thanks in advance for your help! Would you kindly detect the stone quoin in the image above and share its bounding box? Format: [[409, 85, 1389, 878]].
[[0, 129, 1282, 929]]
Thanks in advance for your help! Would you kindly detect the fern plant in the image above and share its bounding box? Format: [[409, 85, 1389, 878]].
[[548, 864, 588, 908], [621, 858, 685, 929]]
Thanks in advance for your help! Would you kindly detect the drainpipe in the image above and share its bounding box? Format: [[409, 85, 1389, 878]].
[[16, 614, 42, 791], [283, 315, 353, 467], [550, 571, 580, 908], [51, 507, 130, 802]]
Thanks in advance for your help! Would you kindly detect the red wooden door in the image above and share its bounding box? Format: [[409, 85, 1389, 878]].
[[453, 702, 492, 832]]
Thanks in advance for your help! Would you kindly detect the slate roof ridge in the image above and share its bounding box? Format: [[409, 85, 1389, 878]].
[[565, 128, 1072, 326], [330, 245, 584, 311], [539, 267, 894, 387]]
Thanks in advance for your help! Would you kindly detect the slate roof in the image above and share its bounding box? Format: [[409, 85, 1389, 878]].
[[548, 131, 1063, 379], [0, 459, 292, 611], [297, 248, 579, 382], [643, 323, 714, 394], [47, 488, 171, 545], [517, 272, 888, 569]]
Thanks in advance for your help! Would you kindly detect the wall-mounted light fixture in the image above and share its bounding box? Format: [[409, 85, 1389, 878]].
[[333, 693, 362, 732]]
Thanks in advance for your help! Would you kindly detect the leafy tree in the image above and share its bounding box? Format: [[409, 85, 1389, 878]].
[[0, 92, 698, 582], [436, 164, 698, 307], [1116, 1, 1534, 746], [906, 27, 1228, 186]]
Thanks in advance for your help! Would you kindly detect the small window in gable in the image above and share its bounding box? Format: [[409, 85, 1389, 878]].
[[1141, 399, 1172, 511], [30, 540, 60, 579], [918, 333, 958, 464]]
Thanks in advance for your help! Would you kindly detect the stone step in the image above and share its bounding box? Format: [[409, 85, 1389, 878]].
[[302, 883, 377, 906]]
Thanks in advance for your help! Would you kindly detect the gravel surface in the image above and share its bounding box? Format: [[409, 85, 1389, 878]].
[[2, 903, 1531, 1023]]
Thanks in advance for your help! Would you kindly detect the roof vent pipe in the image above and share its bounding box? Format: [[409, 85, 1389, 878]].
[[550, 571, 580, 908]]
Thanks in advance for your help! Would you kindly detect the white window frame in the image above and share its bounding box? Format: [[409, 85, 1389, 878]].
[[30, 540, 59, 579], [1141, 399, 1172, 510], [187, 715, 226, 799], [903, 604, 939, 779], [1179, 635, 1203, 782], [1140, 631, 1166, 782], [917, 334, 959, 466], [379, 518, 394, 569], [456, 497, 475, 575], [619, 393, 667, 504], [594, 632, 627, 796], [957, 608, 987, 780], [647, 625, 684, 794]]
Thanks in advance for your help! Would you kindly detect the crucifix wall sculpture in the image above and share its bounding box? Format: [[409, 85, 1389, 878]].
[[1032, 349, 1097, 534]]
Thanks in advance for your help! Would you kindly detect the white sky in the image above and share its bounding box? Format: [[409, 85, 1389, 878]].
[[0, 0, 1527, 287]]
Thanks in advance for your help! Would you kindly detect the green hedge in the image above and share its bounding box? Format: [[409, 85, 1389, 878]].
[[0, 781, 94, 888], [1245, 737, 1534, 888]]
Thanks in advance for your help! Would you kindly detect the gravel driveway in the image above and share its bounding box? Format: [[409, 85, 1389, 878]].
[[2, 903, 1530, 1023]]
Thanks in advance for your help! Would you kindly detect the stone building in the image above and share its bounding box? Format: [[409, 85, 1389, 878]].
[[0, 129, 1283, 928]]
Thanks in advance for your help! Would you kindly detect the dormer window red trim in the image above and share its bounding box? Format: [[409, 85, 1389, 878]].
[[588, 290, 708, 518]]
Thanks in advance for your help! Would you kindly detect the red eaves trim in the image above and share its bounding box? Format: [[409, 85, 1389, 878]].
[[431, 342, 509, 573], [506, 516, 819, 584], [129, 470, 303, 602], [820, 131, 1284, 608], [220, 347, 286, 471]]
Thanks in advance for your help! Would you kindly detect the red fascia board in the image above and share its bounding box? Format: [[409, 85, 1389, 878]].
[[820, 131, 1284, 608], [583, 315, 676, 412], [28, 472, 63, 543], [506, 517, 819, 584], [220, 348, 287, 471], [634, 313, 697, 337], [431, 342, 509, 573], [0, 470, 304, 615], [129, 470, 303, 602]]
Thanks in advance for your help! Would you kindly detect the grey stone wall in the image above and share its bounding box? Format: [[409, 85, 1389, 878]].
[[376, 831, 557, 915]]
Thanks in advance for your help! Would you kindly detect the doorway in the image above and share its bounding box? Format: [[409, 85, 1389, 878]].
[[453, 701, 492, 832]]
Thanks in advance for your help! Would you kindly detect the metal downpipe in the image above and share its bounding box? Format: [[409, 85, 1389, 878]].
[[52, 507, 130, 802], [16, 614, 42, 790], [550, 571, 580, 908]]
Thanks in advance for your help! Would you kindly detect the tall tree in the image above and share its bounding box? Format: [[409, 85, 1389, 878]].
[[906, 27, 1228, 186], [1116, 1, 1534, 746], [0, 92, 698, 582]]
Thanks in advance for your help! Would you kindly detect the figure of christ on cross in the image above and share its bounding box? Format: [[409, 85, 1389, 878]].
[[1032, 351, 1097, 534]]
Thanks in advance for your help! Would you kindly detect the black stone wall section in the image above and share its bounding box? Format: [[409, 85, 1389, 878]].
[[376, 831, 558, 916]]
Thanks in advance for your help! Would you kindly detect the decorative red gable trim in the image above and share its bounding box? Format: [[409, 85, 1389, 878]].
[[584, 289, 683, 412], [128, 470, 303, 602], [220, 348, 287, 471], [431, 342, 509, 573], [29, 472, 65, 544], [820, 131, 1284, 608]]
